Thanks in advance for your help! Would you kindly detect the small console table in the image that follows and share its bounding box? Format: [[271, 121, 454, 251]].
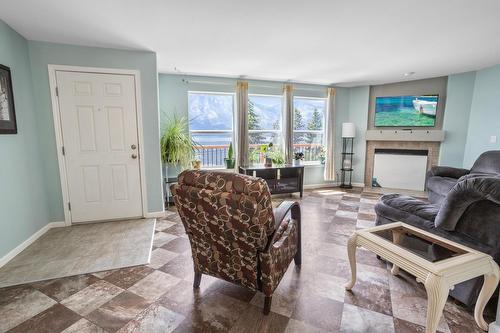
[[239, 165, 304, 197]]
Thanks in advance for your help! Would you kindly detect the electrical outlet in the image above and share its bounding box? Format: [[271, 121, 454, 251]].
[[490, 136, 497, 144]]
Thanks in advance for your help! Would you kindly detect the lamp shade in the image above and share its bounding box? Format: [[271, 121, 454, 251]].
[[342, 122, 356, 138]]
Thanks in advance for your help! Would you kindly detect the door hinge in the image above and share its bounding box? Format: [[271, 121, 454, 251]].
[[68, 202, 71, 211], [62, 146, 65, 155]]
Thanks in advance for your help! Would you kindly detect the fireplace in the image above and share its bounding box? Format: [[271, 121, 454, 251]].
[[365, 141, 440, 191], [373, 149, 428, 191]]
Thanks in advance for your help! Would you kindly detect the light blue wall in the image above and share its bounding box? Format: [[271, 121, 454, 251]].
[[439, 72, 476, 167], [463, 64, 500, 167], [158, 74, 354, 186], [28, 41, 163, 219], [0, 21, 51, 258], [347, 86, 370, 184]]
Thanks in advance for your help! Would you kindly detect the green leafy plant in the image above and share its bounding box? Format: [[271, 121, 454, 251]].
[[227, 142, 234, 160], [224, 142, 235, 169], [160, 116, 197, 168], [268, 150, 285, 165]]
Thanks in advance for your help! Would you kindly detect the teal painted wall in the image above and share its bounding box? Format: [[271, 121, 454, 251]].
[[439, 72, 476, 167], [463, 64, 500, 167], [0, 21, 51, 258], [28, 41, 163, 219], [158, 74, 353, 186], [347, 86, 370, 184]]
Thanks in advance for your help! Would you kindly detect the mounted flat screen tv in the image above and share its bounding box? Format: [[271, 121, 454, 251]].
[[374, 95, 438, 127]]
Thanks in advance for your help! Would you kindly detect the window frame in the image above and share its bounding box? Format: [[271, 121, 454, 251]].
[[292, 95, 327, 165], [187, 90, 236, 169]]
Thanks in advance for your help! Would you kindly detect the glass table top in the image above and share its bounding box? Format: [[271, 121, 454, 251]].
[[371, 225, 467, 263]]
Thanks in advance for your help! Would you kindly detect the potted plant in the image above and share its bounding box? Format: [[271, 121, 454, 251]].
[[224, 142, 235, 169], [263, 143, 273, 167], [319, 146, 326, 165], [293, 152, 304, 166], [160, 116, 197, 177], [269, 150, 285, 166]]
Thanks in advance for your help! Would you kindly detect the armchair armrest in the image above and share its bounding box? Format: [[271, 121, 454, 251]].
[[263, 200, 301, 254], [427, 166, 470, 179]]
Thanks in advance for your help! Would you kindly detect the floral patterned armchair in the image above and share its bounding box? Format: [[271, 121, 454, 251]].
[[171, 170, 301, 314]]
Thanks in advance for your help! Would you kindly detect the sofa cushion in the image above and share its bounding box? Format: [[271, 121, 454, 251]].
[[375, 194, 438, 230], [426, 176, 457, 197]]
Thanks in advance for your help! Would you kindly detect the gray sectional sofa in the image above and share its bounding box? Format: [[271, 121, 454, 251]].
[[375, 150, 500, 307]]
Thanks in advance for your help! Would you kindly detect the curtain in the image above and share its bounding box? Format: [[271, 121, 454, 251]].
[[235, 81, 249, 168], [324, 87, 337, 181], [282, 84, 294, 164]]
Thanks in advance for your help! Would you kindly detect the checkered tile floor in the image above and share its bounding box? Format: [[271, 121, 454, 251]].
[[0, 188, 493, 332]]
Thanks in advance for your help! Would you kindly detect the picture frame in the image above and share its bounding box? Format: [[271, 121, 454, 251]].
[[0, 64, 17, 134]]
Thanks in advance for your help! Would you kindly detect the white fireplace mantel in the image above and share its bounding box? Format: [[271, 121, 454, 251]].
[[366, 129, 445, 142]]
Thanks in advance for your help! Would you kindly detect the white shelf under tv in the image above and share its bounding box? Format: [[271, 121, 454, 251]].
[[365, 129, 445, 142]]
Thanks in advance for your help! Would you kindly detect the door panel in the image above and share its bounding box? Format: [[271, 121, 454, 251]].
[[56, 71, 143, 223]]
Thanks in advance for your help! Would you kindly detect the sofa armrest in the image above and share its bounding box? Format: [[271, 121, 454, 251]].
[[427, 166, 470, 179], [435, 176, 500, 231]]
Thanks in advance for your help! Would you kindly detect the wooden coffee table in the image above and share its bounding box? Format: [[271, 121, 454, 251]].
[[345, 222, 499, 333]]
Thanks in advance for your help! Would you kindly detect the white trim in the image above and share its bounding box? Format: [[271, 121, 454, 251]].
[[144, 211, 167, 218], [303, 182, 365, 189], [0, 222, 65, 268], [48, 65, 149, 225]]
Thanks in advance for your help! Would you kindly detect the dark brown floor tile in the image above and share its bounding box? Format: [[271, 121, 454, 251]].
[[341, 195, 361, 202], [159, 254, 194, 279], [173, 292, 250, 333], [291, 293, 343, 331], [358, 212, 376, 221], [229, 304, 289, 333], [33, 274, 100, 302], [393, 318, 426, 333], [0, 284, 35, 305], [103, 265, 154, 289], [162, 237, 192, 253], [86, 291, 150, 332], [8, 304, 80, 333], [356, 248, 387, 268], [345, 282, 393, 316], [339, 201, 360, 212], [444, 301, 485, 333], [216, 280, 256, 303]]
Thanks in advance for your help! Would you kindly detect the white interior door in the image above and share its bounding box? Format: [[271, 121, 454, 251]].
[[56, 71, 143, 223]]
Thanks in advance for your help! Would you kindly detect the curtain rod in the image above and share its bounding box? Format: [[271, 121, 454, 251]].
[[182, 78, 329, 91]]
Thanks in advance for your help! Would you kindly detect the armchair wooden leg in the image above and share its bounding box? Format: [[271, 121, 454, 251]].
[[294, 247, 302, 266], [193, 272, 202, 289], [263, 296, 272, 315]]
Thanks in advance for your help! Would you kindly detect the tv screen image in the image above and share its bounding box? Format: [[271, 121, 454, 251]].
[[374, 95, 438, 127]]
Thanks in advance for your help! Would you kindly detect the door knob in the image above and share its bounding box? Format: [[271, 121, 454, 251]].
[[131, 154, 138, 159], [131, 144, 137, 150]]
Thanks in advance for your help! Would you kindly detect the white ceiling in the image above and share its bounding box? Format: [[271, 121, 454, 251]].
[[2, 0, 500, 86]]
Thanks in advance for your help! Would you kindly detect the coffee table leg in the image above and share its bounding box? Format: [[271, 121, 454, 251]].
[[474, 261, 500, 330], [391, 229, 403, 276], [345, 234, 358, 290], [424, 273, 449, 333]]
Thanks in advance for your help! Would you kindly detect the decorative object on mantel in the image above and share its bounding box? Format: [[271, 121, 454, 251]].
[[340, 122, 355, 189], [0, 65, 17, 134]]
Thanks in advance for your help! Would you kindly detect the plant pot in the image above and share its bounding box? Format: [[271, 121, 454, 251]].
[[292, 159, 302, 166], [264, 157, 273, 167], [191, 160, 201, 170], [224, 158, 235, 169]]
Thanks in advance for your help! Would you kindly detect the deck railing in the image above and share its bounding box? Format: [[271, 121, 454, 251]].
[[194, 143, 323, 168]]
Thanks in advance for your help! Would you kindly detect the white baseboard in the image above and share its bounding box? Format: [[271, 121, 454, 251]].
[[144, 211, 166, 218], [0, 221, 65, 268], [303, 182, 365, 190]]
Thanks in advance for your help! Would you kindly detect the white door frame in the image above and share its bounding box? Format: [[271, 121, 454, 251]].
[[48, 65, 148, 226]]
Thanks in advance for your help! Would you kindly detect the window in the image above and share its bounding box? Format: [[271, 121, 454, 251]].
[[248, 94, 283, 163], [293, 97, 326, 162], [188, 92, 234, 168]]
